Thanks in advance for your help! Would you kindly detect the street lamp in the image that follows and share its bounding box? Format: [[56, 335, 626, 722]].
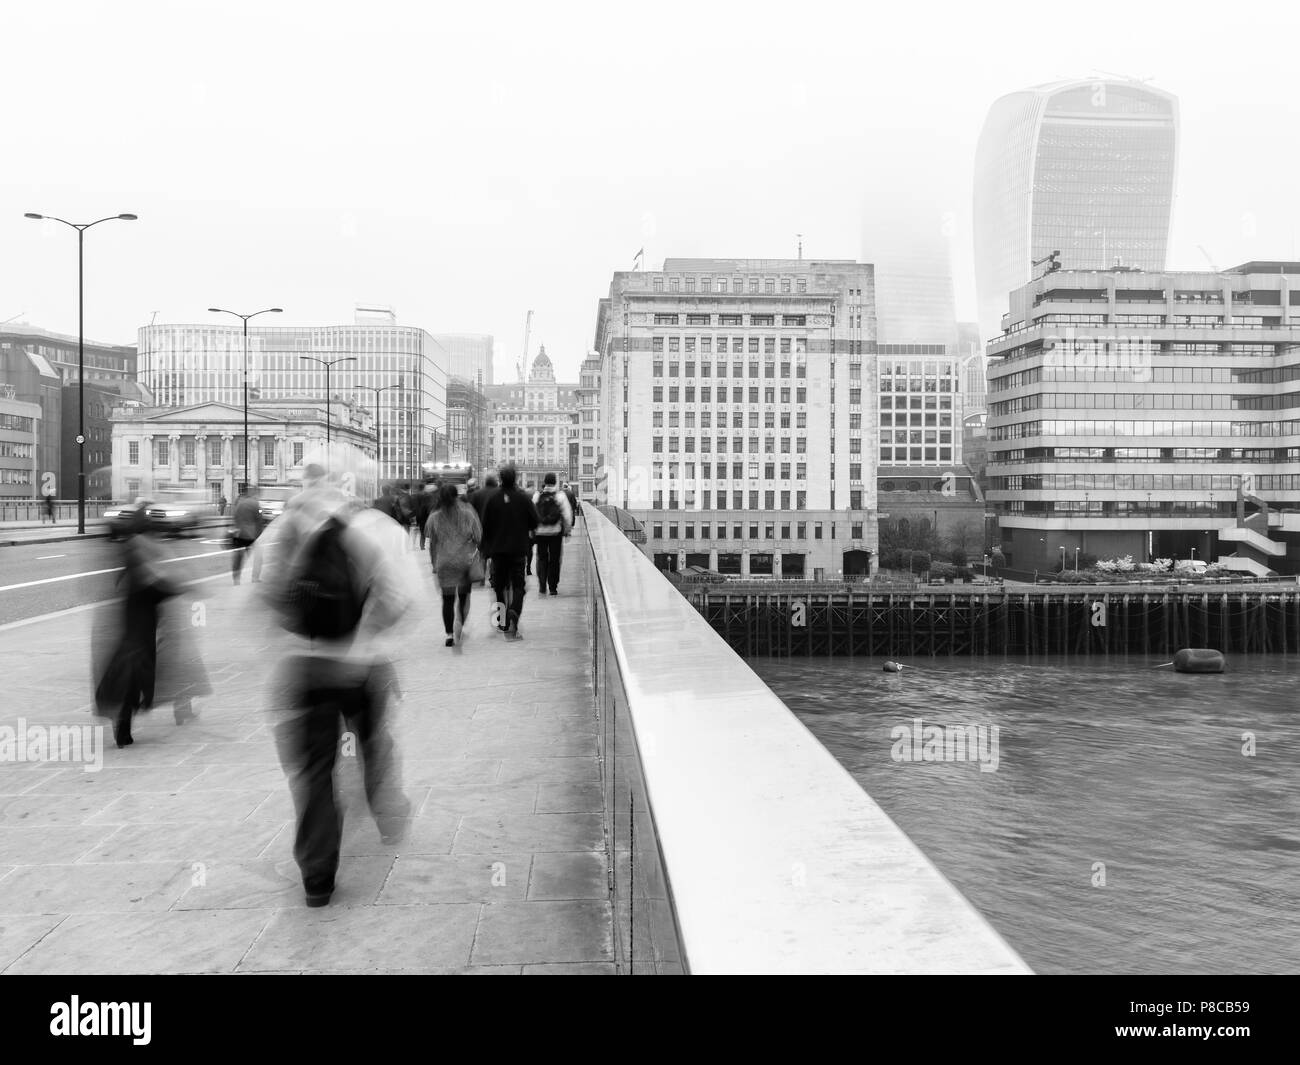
[[353, 383, 402, 479], [209, 307, 282, 493], [1074, 546, 1081, 574], [299, 355, 358, 454], [1059, 545, 1067, 572], [25, 212, 137, 534]]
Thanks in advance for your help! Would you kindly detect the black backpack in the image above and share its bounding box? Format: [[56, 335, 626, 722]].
[[536, 491, 562, 526], [283, 515, 367, 639]]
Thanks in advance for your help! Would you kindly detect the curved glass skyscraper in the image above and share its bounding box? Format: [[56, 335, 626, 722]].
[[973, 78, 1179, 344]]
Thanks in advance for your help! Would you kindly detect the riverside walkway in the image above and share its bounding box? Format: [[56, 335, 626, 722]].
[[0, 528, 611, 974]]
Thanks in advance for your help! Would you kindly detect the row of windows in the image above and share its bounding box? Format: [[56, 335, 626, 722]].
[[651, 362, 810, 381], [1, 469, 32, 484], [991, 364, 1300, 391], [652, 435, 824, 454], [991, 392, 1300, 415], [651, 337, 811, 358], [991, 446, 1299, 463], [652, 277, 809, 295], [652, 521, 868, 541], [992, 474, 1300, 491], [878, 430, 955, 443], [0, 442, 33, 458], [996, 341, 1287, 366], [880, 447, 955, 463], [128, 438, 308, 467], [654, 410, 827, 428], [991, 419, 1300, 440], [879, 378, 956, 393], [652, 462, 812, 480], [0, 414, 34, 431], [652, 387, 815, 404]]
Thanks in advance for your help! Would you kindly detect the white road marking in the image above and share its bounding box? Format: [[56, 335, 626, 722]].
[[0, 571, 233, 632], [0, 547, 236, 593], [36, 554, 66, 560]]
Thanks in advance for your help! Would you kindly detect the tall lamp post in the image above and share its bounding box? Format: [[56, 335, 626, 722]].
[[24, 212, 137, 534], [354, 383, 401, 481], [300, 355, 358, 456], [208, 307, 282, 493]]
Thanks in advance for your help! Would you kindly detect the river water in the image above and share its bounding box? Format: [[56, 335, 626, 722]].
[[751, 653, 1300, 974]]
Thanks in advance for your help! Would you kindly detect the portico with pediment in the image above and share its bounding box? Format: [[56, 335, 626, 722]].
[[110, 398, 374, 501]]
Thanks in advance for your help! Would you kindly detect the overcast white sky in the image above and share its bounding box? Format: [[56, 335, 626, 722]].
[[5, 0, 1299, 383]]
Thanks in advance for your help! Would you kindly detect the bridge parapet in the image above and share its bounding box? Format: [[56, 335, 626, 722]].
[[583, 506, 1031, 974]]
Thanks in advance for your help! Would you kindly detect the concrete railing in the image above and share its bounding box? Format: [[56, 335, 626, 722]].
[[583, 505, 1031, 975]]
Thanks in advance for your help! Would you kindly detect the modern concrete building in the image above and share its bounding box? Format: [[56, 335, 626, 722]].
[[593, 257, 879, 579], [957, 321, 987, 419], [110, 398, 375, 503], [0, 390, 41, 499], [485, 347, 580, 488], [973, 78, 1179, 345], [446, 376, 488, 471], [137, 307, 446, 484], [986, 263, 1300, 576]]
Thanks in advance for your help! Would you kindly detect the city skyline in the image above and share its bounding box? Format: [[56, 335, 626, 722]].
[[5, 1, 1300, 385]]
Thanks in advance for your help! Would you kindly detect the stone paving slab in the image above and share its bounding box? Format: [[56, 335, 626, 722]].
[[0, 526, 613, 974]]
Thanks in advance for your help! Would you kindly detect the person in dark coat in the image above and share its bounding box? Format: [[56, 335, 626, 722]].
[[479, 465, 538, 639], [372, 484, 400, 521], [468, 474, 499, 586], [92, 511, 209, 745]]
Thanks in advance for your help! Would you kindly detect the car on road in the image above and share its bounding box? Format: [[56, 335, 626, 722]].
[[146, 490, 221, 537], [105, 498, 153, 540], [256, 484, 300, 525]]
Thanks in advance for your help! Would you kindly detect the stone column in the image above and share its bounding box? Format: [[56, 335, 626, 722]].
[[741, 549, 750, 577], [168, 433, 181, 486], [194, 432, 207, 494], [141, 435, 154, 497], [708, 548, 718, 570], [221, 433, 235, 498]]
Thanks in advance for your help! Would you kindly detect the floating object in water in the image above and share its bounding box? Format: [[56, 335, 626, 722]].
[[883, 661, 905, 673], [1172, 648, 1225, 674]]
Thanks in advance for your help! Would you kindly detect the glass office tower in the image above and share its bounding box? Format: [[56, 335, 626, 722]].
[[973, 78, 1179, 345]]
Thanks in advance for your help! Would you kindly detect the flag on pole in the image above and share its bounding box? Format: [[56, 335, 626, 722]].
[[633, 247, 644, 270]]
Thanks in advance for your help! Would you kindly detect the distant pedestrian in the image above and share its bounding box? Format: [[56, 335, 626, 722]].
[[218, 493, 228, 517], [561, 481, 581, 521], [532, 473, 573, 596], [468, 474, 499, 586], [480, 465, 539, 639], [231, 486, 263, 584], [415, 485, 435, 550], [42, 493, 56, 524], [260, 457, 414, 908], [426, 482, 482, 647], [372, 484, 400, 522]]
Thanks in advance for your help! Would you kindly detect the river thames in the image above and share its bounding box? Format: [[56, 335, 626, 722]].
[[752, 654, 1300, 974]]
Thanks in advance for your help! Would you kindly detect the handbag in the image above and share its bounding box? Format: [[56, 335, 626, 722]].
[[468, 548, 485, 584]]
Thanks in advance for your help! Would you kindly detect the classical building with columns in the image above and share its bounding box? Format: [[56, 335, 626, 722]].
[[109, 398, 374, 502]]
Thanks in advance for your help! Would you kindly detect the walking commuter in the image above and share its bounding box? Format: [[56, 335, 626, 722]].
[[218, 493, 228, 517], [479, 465, 538, 639], [415, 484, 435, 550], [231, 486, 263, 584], [260, 456, 414, 908], [531, 473, 573, 596], [425, 482, 483, 647], [372, 484, 400, 521], [42, 492, 56, 524], [92, 510, 210, 744], [561, 481, 581, 521], [468, 474, 499, 586]]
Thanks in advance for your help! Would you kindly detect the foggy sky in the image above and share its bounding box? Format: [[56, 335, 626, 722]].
[[5, 0, 1298, 384]]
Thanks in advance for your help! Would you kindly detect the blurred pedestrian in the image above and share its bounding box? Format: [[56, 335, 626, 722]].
[[426, 482, 482, 647], [260, 458, 414, 908], [231, 486, 263, 584], [218, 493, 228, 517], [372, 483, 399, 521], [42, 492, 56, 524], [531, 473, 573, 596], [480, 464, 538, 639], [468, 473, 498, 586], [561, 481, 581, 521]]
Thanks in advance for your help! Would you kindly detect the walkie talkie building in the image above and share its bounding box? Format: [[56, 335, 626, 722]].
[[973, 78, 1179, 345]]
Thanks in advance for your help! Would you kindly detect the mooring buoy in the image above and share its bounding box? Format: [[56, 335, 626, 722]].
[[1172, 648, 1225, 674]]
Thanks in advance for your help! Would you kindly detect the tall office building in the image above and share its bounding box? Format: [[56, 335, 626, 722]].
[[973, 78, 1179, 344], [137, 307, 447, 483], [594, 257, 879, 579], [575, 349, 603, 499], [432, 333, 494, 389], [986, 263, 1300, 576], [862, 200, 958, 349]]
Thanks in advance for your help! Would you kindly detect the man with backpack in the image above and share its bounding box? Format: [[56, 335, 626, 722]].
[[260, 459, 414, 907], [531, 473, 573, 596], [479, 464, 538, 639]]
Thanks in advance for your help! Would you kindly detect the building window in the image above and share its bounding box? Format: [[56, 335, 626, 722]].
[[653, 278, 664, 292], [183, 439, 196, 466], [293, 441, 304, 465], [128, 440, 139, 465], [262, 439, 275, 467], [156, 439, 169, 466]]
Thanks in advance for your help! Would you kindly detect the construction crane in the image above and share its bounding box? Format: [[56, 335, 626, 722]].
[[517, 309, 533, 383], [1197, 246, 1219, 273]]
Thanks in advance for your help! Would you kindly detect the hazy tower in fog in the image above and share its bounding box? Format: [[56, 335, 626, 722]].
[[862, 170, 958, 349], [973, 78, 1179, 342]]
